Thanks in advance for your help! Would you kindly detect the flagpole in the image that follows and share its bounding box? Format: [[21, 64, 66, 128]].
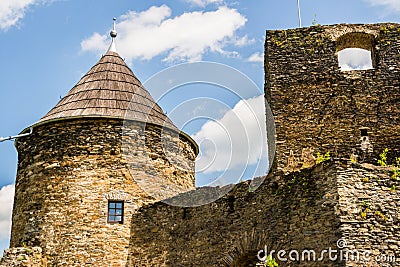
[[297, 0, 302, 28]]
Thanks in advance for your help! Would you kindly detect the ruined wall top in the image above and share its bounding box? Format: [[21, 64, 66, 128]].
[[265, 23, 400, 170]]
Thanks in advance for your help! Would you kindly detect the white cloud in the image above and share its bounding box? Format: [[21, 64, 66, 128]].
[[81, 33, 108, 54], [0, 0, 40, 30], [184, 0, 223, 8], [232, 35, 255, 47], [338, 48, 373, 70], [247, 52, 264, 63], [192, 95, 266, 174], [81, 5, 249, 62], [0, 184, 14, 239], [366, 0, 400, 13]]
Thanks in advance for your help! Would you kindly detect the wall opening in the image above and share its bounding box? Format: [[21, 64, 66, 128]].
[[336, 32, 375, 71], [360, 128, 368, 137], [338, 48, 373, 70]]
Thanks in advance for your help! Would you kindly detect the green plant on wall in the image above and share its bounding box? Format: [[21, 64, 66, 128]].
[[271, 38, 285, 48], [360, 211, 367, 219], [378, 148, 389, 166], [349, 150, 358, 164], [377, 149, 400, 180], [311, 14, 320, 26], [266, 256, 279, 267], [358, 201, 371, 220], [256, 255, 279, 267], [380, 26, 391, 34], [375, 211, 388, 221], [391, 157, 400, 181], [391, 170, 399, 181], [315, 152, 330, 164]]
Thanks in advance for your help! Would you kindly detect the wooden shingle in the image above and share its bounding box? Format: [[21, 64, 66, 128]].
[[39, 51, 177, 130]]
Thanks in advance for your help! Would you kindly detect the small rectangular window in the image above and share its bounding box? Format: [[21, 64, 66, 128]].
[[108, 200, 124, 224]]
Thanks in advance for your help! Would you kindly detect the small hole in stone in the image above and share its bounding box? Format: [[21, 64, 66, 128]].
[[360, 129, 368, 137]]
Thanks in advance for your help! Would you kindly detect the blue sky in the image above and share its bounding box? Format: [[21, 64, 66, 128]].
[[0, 0, 400, 254]]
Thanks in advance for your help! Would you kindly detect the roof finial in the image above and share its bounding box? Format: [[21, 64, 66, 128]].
[[108, 17, 118, 52]]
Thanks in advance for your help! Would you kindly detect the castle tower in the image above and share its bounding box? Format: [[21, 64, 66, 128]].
[[265, 23, 400, 170], [10, 20, 198, 266]]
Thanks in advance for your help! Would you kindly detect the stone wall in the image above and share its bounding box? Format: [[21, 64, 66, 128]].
[[337, 163, 400, 266], [265, 23, 400, 170], [0, 247, 46, 267], [126, 161, 400, 266], [10, 118, 197, 266], [123, 120, 197, 201], [127, 161, 341, 266]]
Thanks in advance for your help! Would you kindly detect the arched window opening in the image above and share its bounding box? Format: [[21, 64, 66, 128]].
[[336, 32, 375, 71]]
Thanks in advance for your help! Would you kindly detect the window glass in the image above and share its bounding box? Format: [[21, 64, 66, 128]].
[[108, 201, 124, 224]]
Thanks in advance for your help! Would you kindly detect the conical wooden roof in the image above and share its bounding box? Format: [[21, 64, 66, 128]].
[[38, 51, 177, 130]]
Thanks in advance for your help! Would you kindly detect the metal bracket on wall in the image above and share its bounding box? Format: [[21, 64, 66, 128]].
[[0, 127, 33, 143]]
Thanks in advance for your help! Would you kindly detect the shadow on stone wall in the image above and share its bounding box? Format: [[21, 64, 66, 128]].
[[126, 161, 346, 266]]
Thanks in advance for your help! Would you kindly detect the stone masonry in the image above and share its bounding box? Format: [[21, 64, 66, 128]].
[[126, 161, 400, 266], [9, 118, 197, 266], [0, 247, 46, 267], [265, 23, 400, 170]]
